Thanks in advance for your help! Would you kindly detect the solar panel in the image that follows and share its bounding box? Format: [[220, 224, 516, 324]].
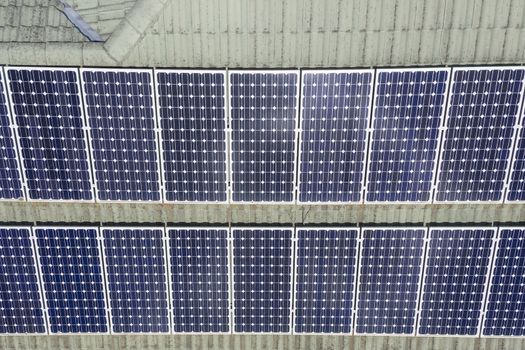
[[168, 228, 230, 333], [435, 67, 525, 202], [366, 69, 450, 202], [355, 228, 425, 335], [418, 228, 495, 336], [506, 108, 525, 201], [0, 69, 24, 200], [0, 227, 46, 334], [483, 228, 525, 336], [5, 67, 94, 201], [156, 70, 228, 202], [102, 227, 169, 333], [294, 228, 359, 334], [34, 227, 108, 334], [232, 228, 293, 333], [81, 69, 161, 202], [230, 71, 299, 202]]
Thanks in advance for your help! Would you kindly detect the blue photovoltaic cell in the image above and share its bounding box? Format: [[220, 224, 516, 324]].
[[366, 69, 449, 202], [299, 71, 372, 202], [35, 227, 107, 334], [169, 228, 229, 333], [0, 227, 46, 334], [102, 228, 169, 333], [6, 68, 93, 201], [483, 228, 525, 336], [156, 71, 227, 202], [0, 70, 24, 199], [356, 228, 425, 335], [233, 228, 293, 333], [294, 229, 358, 334], [435, 68, 525, 202], [82, 70, 161, 202], [419, 228, 495, 336], [507, 110, 525, 201], [230, 72, 298, 202]]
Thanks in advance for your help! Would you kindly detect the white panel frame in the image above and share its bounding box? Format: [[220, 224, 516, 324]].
[[292, 227, 360, 336], [167, 226, 231, 334], [100, 226, 171, 335], [296, 69, 375, 205], [231, 227, 294, 334], [364, 67, 451, 204], [32, 226, 110, 335], [3, 66, 96, 202], [154, 69, 229, 204], [228, 70, 300, 204], [433, 66, 525, 204], [354, 227, 427, 337], [416, 226, 497, 337], [79, 68, 163, 204]]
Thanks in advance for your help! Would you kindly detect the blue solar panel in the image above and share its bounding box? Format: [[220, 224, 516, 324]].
[[418, 228, 495, 336], [81, 69, 161, 202], [0, 227, 46, 334], [156, 71, 227, 202], [5, 67, 93, 201], [435, 68, 525, 202], [34, 227, 108, 333], [168, 228, 230, 333], [507, 109, 525, 201], [298, 71, 373, 203], [230, 72, 299, 202], [366, 69, 449, 202], [356, 228, 425, 335], [0, 70, 24, 200], [294, 228, 358, 334], [102, 228, 169, 333], [483, 228, 525, 336], [233, 228, 293, 333]]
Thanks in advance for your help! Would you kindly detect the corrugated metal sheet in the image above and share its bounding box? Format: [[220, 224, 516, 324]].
[[122, 0, 525, 68]]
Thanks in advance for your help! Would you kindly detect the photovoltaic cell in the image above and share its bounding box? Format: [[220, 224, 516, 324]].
[[5, 67, 93, 201], [435, 68, 525, 202], [0, 70, 24, 199], [356, 228, 425, 335], [0, 227, 46, 334], [507, 109, 525, 201], [230, 72, 299, 202], [233, 228, 293, 333], [483, 228, 525, 336], [294, 228, 358, 334], [418, 228, 495, 336], [156, 71, 227, 202], [35, 227, 108, 333], [102, 228, 169, 333], [81, 69, 161, 202], [366, 69, 449, 202], [298, 71, 372, 202], [168, 228, 230, 333]]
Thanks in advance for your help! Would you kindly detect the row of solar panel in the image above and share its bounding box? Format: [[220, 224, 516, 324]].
[[1, 67, 525, 203], [1, 226, 524, 337]]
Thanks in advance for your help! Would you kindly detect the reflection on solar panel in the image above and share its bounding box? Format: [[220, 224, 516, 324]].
[[366, 69, 449, 202], [5, 67, 93, 201], [435, 68, 525, 202], [294, 228, 358, 334], [81, 69, 161, 202], [483, 228, 525, 336], [34, 227, 108, 333], [507, 110, 525, 201], [0, 70, 24, 200], [232, 228, 293, 333], [168, 228, 230, 333], [298, 71, 372, 203], [356, 228, 425, 335], [418, 228, 495, 336], [102, 228, 169, 333], [0, 227, 46, 334], [230, 72, 299, 202]]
